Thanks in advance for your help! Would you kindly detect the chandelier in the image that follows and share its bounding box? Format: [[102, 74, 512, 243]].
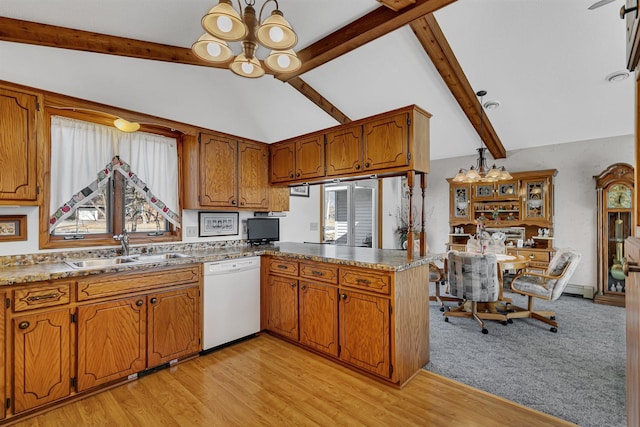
[[453, 90, 512, 183], [192, 0, 301, 78]]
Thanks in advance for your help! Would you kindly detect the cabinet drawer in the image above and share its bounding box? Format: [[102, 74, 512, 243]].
[[340, 267, 392, 295], [300, 262, 338, 284], [269, 258, 299, 277], [516, 250, 550, 263], [13, 282, 72, 312], [77, 265, 200, 301]]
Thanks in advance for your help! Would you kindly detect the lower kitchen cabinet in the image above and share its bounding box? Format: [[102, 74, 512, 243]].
[[265, 275, 299, 340], [1, 264, 202, 422], [338, 290, 390, 378], [262, 256, 429, 386], [147, 286, 201, 367], [299, 280, 338, 357], [76, 296, 147, 391], [12, 308, 72, 413]]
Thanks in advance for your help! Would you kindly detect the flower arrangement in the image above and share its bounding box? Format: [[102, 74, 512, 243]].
[[395, 206, 420, 248]]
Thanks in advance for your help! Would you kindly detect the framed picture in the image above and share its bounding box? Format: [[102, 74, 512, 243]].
[[198, 212, 239, 237], [0, 215, 27, 242], [290, 185, 310, 197]]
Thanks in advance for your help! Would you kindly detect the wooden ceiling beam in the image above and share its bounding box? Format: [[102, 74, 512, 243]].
[[0, 17, 226, 69], [410, 15, 506, 159], [286, 77, 352, 124], [377, 0, 417, 12], [276, 0, 457, 81]]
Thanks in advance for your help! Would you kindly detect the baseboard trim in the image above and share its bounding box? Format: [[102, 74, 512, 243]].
[[564, 284, 594, 299]]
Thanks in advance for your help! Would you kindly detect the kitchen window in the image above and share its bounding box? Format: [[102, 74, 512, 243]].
[[322, 180, 378, 247], [42, 113, 182, 248]]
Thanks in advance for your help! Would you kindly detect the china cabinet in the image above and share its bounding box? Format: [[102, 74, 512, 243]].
[[447, 169, 557, 259], [594, 163, 634, 307]]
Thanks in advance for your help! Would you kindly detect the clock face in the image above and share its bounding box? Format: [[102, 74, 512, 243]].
[[607, 184, 632, 209]]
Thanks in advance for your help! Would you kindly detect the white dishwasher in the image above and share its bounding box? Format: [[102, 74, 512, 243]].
[[202, 257, 261, 351]]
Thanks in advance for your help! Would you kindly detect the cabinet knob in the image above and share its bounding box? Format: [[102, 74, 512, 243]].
[[290, 174, 294, 178], [340, 293, 347, 300], [290, 282, 297, 288], [18, 321, 30, 330], [355, 164, 361, 170], [528, 254, 535, 259], [231, 200, 237, 205], [240, 201, 245, 206], [301, 284, 306, 290], [365, 162, 370, 168], [150, 297, 158, 304], [136, 300, 144, 307], [296, 172, 300, 177]]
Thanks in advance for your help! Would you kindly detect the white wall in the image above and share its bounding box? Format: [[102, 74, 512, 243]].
[[279, 185, 321, 243], [423, 135, 634, 292]]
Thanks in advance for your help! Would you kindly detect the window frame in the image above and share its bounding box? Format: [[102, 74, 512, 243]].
[[40, 107, 184, 250]]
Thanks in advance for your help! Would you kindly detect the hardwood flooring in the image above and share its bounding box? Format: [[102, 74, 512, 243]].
[[12, 334, 575, 426]]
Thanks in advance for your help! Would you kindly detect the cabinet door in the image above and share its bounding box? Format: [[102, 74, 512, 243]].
[[299, 281, 338, 357], [265, 275, 299, 340], [362, 112, 409, 171], [339, 290, 390, 378], [495, 181, 518, 200], [450, 183, 471, 222], [269, 186, 290, 212], [0, 292, 3, 420], [325, 124, 363, 176], [0, 87, 38, 202], [12, 309, 71, 413], [473, 183, 495, 201], [199, 133, 238, 207], [522, 179, 549, 223], [147, 286, 201, 367], [77, 297, 147, 391], [238, 141, 269, 209], [270, 141, 296, 183], [296, 134, 325, 180]]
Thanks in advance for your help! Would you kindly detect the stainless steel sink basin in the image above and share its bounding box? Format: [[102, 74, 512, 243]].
[[131, 253, 191, 263], [65, 256, 138, 269]]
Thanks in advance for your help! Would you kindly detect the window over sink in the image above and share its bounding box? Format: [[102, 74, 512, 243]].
[[41, 112, 182, 248]]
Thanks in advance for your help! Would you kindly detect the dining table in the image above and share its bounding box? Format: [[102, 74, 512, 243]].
[[494, 253, 529, 301]]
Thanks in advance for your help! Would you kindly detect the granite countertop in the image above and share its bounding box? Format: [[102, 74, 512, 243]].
[[0, 242, 443, 286]]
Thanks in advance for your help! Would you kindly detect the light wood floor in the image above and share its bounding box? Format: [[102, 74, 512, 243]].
[[12, 334, 575, 427]]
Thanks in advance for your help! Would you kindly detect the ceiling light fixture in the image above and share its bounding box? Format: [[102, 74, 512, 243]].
[[483, 100, 500, 110], [113, 118, 141, 132], [453, 90, 512, 183], [192, 0, 301, 78], [606, 70, 630, 82]]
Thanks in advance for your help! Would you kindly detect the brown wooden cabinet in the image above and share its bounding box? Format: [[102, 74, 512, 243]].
[[261, 255, 430, 387], [270, 105, 430, 186], [183, 132, 269, 210], [0, 85, 40, 203], [326, 124, 363, 177], [265, 264, 299, 341], [339, 290, 390, 378], [0, 291, 4, 421], [76, 296, 146, 391], [12, 308, 71, 413], [270, 134, 325, 183], [7, 281, 74, 414], [448, 170, 557, 249]]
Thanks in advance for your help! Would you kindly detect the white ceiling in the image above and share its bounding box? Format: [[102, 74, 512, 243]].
[[0, 0, 634, 161]]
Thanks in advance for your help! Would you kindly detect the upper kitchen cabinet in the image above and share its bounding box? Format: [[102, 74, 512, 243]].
[[326, 124, 364, 177], [0, 85, 41, 204], [270, 133, 325, 183], [270, 105, 431, 185], [624, 0, 640, 71], [183, 132, 269, 210]]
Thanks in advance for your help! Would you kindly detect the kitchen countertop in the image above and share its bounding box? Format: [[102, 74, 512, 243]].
[[0, 242, 442, 286]]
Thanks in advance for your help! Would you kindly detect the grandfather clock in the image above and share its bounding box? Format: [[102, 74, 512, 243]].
[[594, 163, 634, 307]]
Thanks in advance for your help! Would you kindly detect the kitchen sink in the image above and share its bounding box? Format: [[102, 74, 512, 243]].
[[131, 252, 192, 263], [65, 256, 138, 269]]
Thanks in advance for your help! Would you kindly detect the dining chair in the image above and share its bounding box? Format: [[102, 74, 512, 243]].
[[507, 248, 582, 332], [428, 262, 463, 312], [444, 250, 506, 334]]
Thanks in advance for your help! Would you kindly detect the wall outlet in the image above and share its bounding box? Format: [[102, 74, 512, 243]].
[[186, 226, 198, 237]]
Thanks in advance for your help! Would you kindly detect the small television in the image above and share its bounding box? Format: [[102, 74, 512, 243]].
[[247, 218, 280, 244]]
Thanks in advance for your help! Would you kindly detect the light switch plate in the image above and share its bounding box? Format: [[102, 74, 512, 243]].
[[186, 226, 198, 237], [310, 222, 319, 231]]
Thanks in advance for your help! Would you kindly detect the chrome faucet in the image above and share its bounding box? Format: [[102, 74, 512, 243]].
[[114, 229, 130, 256]]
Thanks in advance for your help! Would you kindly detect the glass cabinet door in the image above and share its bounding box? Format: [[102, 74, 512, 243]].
[[523, 180, 546, 220], [473, 183, 494, 201], [451, 184, 471, 221]]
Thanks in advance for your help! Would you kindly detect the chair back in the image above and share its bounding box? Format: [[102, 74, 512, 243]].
[[545, 248, 582, 300], [447, 250, 500, 302]]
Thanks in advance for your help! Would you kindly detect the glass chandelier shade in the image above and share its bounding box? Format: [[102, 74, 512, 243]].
[[192, 0, 301, 77], [453, 90, 512, 183]]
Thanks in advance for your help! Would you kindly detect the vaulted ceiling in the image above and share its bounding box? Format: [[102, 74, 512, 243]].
[[0, 0, 634, 162]]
